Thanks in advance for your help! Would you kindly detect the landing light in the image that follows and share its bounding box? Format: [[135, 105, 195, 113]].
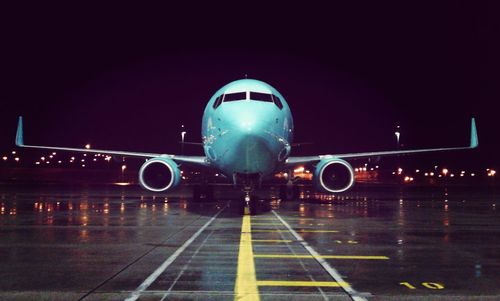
[[114, 182, 131, 186]]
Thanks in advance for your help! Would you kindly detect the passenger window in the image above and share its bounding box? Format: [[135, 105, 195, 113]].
[[223, 92, 247, 102], [250, 92, 274, 102], [213, 95, 223, 109], [273, 95, 283, 109]]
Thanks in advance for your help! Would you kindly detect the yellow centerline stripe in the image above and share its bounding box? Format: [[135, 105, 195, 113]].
[[254, 254, 389, 260], [256, 280, 349, 287], [251, 239, 293, 243], [234, 214, 260, 301]]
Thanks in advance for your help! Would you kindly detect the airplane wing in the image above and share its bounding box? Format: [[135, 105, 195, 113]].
[[285, 118, 478, 167], [15, 117, 209, 166]]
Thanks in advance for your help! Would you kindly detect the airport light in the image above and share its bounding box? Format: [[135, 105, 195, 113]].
[[35, 162, 40, 165], [2, 156, 7, 161], [430, 172, 435, 176], [397, 168, 403, 175], [11, 151, 16, 155], [121, 165, 127, 172], [181, 124, 187, 155], [85, 144, 91, 149], [395, 126, 400, 147], [41, 156, 45, 161], [294, 166, 305, 173], [14, 157, 19, 162], [471, 173, 475, 177], [58, 161, 62, 164], [442, 168, 449, 176]]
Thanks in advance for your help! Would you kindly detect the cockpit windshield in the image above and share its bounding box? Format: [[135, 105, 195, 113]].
[[250, 92, 273, 102], [223, 92, 246, 102], [213, 91, 284, 110]]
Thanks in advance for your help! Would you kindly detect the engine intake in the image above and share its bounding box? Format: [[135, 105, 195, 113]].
[[314, 158, 354, 193], [139, 157, 181, 192]]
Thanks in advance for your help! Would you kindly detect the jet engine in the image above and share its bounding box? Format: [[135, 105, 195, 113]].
[[313, 158, 354, 193], [138, 157, 181, 192]]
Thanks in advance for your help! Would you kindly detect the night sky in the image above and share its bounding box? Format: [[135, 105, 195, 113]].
[[1, 2, 499, 168]]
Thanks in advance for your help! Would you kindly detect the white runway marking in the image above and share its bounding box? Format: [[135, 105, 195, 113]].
[[124, 206, 226, 301], [272, 210, 370, 301]]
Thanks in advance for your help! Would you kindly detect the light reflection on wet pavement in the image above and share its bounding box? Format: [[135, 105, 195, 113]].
[[0, 185, 499, 300]]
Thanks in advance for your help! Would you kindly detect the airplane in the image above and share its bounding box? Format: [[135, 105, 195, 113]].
[[15, 79, 478, 202]]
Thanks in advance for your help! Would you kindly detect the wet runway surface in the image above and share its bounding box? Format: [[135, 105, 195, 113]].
[[1, 185, 499, 300]]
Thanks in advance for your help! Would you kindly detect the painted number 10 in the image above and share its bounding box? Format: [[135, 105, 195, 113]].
[[400, 282, 444, 290]]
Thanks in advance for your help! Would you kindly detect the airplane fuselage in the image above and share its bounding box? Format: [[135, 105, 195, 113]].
[[201, 79, 293, 182]]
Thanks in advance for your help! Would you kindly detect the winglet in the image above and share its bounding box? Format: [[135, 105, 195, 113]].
[[15, 116, 24, 146], [470, 117, 478, 148]]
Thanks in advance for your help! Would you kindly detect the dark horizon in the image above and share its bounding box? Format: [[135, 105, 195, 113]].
[[1, 2, 499, 168]]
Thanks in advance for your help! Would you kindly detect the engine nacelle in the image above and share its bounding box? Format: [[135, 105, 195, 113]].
[[313, 158, 354, 193], [138, 157, 181, 192]]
